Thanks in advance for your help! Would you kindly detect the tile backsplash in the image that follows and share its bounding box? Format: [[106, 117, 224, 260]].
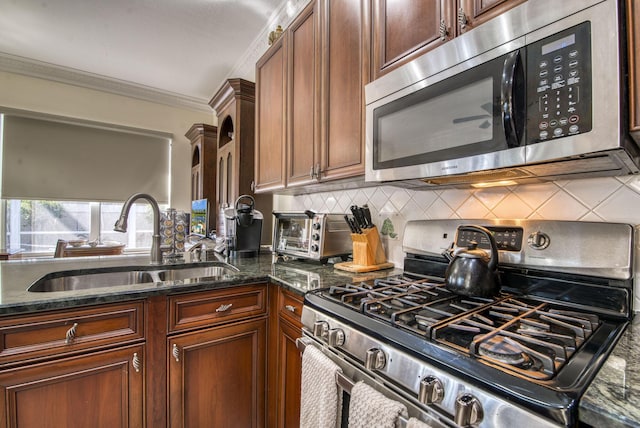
[[274, 175, 640, 311]]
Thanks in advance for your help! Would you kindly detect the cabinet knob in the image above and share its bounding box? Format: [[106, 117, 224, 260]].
[[65, 322, 78, 344], [458, 8, 468, 30], [172, 343, 180, 362], [250, 180, 256, 192], [132, 352, 142, 373], [439, 19, 449, 41], [285, 304, 297, 313]]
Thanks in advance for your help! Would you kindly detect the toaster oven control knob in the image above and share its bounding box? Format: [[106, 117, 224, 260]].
[[364, 348, 386, 371], [528, 231, 550, 250], [313, 321, 329, 339], [454, 393, 483, 427], [418, 375, 444, 404], [312, 222, 321, 230], [328, 328, 345, 347], [311, 244, 319, 252], [312, 233, 320, 241]]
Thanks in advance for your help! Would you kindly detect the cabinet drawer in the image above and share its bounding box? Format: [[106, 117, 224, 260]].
[[0, 301, 144, 366], [279, 288, 303, 326], [168, 284, 267, 333]]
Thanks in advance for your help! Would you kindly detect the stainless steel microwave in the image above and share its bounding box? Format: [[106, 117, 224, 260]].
[[365, 0, 639, 186]]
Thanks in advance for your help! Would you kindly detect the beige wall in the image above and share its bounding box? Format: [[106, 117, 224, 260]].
[[0, 70, 214, 211]]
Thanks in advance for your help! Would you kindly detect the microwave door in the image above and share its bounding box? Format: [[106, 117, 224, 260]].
[[367, 49, 526, 182]]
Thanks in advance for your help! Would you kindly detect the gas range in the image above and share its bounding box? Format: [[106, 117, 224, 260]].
[[300, 219, 634, 427]]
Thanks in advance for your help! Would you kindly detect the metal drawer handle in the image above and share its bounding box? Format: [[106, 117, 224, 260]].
[[285, 305, 297, 313], [172, 343, 180, 362], [132, 352, 141, 373], [65, 322, 79, 344], [216, 303, 233, 313]]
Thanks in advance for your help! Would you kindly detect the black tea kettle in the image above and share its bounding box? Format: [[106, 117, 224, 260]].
[[443, 225, 500, 298]]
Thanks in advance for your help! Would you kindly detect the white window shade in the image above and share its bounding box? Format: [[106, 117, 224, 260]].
[[1, 114, 171, 203]]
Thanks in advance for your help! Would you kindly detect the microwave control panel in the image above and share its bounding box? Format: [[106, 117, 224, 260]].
[[526, 21, 592, 144]]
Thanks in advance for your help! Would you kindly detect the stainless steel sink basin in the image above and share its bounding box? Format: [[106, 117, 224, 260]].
[[28, 262, 240, 292], [155, 264, 239, 282]]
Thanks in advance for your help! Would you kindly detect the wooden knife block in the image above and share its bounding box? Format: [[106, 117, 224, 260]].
[[335, 226, 394, 272]]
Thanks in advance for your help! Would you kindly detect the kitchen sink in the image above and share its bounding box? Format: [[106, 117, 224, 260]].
[[28, 262, 240, 292]]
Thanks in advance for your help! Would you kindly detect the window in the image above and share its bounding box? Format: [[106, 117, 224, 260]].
[[4, 200, 166, 254]]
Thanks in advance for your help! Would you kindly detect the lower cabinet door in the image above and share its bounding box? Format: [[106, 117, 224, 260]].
[[168, 318, 266, 428], [276, 317, 302, 428], [0, 344, 144, 428]]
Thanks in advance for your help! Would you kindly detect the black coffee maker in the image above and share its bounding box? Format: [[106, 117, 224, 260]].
[[223, 195, 263, 257]]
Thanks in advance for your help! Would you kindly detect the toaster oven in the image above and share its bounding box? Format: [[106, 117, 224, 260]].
[[272, 211, 352, 263]]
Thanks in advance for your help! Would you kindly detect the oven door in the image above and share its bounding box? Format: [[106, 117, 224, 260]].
[[273, 213, 312, 258], [296, 335, 449, 428]]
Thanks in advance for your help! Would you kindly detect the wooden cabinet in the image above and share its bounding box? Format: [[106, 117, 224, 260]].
[[210, 79, 272, 243], [267, 286, 303, 428], [287, 0, 321, 188], [0, 302, 146, 428], [0, 344, 145, 428], [255, 35, 288, 193], [256, 0, 368, 191], [185, 123, 217, 234], [628, 0, 640, 138], [371, 0, 526, 79], [167, 284, 268, 428]]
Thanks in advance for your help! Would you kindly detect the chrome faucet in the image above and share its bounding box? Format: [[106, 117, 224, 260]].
[[114, 193, 162, 264]]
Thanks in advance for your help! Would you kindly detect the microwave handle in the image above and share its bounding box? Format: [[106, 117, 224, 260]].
[[501, 50, 524, 148]]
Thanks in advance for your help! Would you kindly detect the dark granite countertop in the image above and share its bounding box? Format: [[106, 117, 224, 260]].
[[0, 251, 401, 315], [580, 316, 640, 427]]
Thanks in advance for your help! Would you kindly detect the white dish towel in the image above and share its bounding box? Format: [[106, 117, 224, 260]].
[[300, 345, 343, 428], [347, 381, 408, 428], [407, 417, 433, 428]]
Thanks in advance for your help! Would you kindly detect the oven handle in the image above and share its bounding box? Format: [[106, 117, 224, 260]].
[[296, 337, 410, 428]]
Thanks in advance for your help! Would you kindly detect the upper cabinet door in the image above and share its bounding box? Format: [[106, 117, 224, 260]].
[[255, 35, 288, 193], [287, 0, 321, 187], [457, 0, 527, 34], [372, 0, 454, 80], [319, 0, 368, 180]]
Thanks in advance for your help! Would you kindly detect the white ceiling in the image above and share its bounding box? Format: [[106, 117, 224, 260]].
[[0, 0, 287, 107]]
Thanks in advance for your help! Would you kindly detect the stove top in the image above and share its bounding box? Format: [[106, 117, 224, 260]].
[[302, 219, 636, 426], [323, 275, 603, 382]]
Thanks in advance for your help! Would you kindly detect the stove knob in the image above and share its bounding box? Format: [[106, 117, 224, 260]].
[[528, 231, 550, 250], [418, 375, 444, 405], [454, 393, 483, 427], [328, 328, 345, 347], [364, 348, 386, 370], [313, 321, 329, 339]]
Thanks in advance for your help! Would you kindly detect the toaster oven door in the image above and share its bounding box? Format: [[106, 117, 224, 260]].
[[273, 215, 312, 257]]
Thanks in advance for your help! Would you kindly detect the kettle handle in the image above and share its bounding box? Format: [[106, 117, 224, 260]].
[[458, 225, 499, 271], [234, 195, 255, 211]]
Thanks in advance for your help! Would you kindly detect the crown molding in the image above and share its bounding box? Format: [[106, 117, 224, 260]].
[[0, 52, 212, 113]]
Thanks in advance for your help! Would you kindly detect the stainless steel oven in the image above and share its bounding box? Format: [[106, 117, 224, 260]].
[[365, 0, 638, 186], [299, 219, 633, 427], [272, 211, 352, 263]]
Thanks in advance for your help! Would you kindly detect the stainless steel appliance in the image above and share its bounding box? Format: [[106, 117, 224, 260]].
[[272, 211, 352, 263], [365, 0, 638, 187], [299, 219, 634, 427]]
